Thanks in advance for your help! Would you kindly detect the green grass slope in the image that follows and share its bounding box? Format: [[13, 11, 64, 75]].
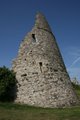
[[0, 84, 80, 120], [0, 103, 80, 120]]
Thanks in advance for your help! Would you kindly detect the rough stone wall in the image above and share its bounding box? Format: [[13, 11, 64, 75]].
[[12, 13, 79, 108]]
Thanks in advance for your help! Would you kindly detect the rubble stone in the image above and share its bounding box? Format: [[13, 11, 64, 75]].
[[12, 13, 79, 108]]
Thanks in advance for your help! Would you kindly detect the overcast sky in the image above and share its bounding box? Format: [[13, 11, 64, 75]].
[[0, 0, 80, 81]]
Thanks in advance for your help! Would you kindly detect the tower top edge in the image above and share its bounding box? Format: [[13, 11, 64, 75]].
[[34, 12, 52, 32]]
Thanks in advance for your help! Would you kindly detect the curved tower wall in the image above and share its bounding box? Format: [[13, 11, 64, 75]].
[[12, 13, 79, 107]]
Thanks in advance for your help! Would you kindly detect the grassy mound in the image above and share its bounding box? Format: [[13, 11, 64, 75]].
[[0, 103, 80, 120], [0, 83, 80, 120]]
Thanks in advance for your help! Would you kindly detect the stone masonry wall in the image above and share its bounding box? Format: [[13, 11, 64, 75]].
[[12, 13, 79, 108]]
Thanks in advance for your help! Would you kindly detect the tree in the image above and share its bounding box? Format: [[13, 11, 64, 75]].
[[0, 66, 16, 102], [72, 77, 79, 85]]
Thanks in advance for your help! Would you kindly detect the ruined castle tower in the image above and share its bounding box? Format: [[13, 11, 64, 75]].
[[12, 13, 79, 107]]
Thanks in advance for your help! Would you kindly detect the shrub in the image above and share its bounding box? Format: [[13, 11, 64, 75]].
[[0, 66, 16, 102]]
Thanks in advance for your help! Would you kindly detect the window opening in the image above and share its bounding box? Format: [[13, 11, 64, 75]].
[[39, 62, 42, 73], [32, 34, 36, 43], [39, 62, 42, 66]]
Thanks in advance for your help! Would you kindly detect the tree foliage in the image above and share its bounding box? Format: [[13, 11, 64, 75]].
[[72, 77, 79, 85], [0, 66, 16, 102]]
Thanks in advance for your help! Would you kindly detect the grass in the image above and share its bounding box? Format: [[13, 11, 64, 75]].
[[0, 103, 80, 120], [0, 84, 80, 120]]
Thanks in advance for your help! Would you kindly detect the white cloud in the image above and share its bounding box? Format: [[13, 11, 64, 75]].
[[67, 67, 80, 82], [65, 46, 80, 82], [70, 56, 80, 68], [65, 46, 80, 58]]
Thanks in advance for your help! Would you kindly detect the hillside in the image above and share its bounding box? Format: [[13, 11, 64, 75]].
[[0, 84, 80, 120]]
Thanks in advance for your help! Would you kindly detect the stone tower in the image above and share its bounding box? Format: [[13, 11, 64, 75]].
[[12, 13, 79, 108]]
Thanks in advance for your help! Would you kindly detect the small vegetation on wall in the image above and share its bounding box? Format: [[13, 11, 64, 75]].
[[0, 66, 16, 102]]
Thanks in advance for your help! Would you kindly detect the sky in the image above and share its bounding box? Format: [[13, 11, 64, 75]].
[[0, 0, 80, 81]]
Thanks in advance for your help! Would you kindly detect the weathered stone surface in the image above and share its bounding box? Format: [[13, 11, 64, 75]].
[[12, 13, 79, 108]]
